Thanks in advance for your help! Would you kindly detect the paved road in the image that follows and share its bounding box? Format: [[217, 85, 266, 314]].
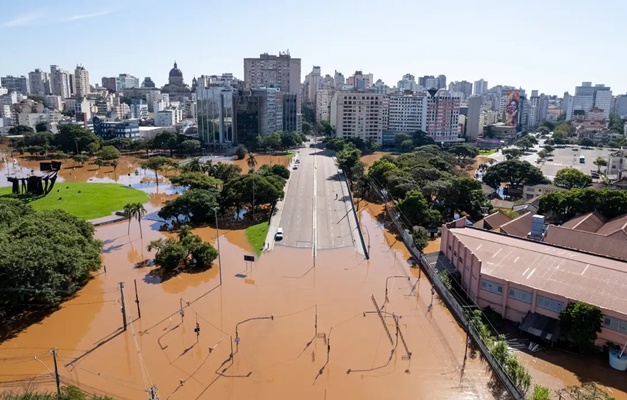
[[273, 144, 359, 252]]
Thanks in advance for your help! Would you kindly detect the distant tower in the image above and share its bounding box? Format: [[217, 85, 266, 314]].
[[168, 61, 184, 86]]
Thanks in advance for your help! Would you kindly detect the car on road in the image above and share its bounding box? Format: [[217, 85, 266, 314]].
[[293, 165, 298, 170], [275, 228, 283, 241]]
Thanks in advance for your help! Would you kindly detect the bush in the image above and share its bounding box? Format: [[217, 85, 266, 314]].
[[235, 144, 248, 160]]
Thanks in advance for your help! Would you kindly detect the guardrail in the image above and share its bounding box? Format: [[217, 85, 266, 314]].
[[340, 171, 369, 260]]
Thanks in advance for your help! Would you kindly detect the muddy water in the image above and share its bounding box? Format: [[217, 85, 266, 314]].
[[231, 154, 290, 171], [0, 204, 510, 400], [360, 152, 397, 170], [0, 153, 180, 197]]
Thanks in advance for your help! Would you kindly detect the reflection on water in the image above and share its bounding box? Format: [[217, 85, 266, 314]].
[[3, 166, 623, 399]]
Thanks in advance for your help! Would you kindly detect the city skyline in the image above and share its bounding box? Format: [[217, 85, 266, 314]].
[[1, 0, 626, 95]]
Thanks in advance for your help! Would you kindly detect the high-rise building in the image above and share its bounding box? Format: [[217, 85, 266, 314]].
[[28, 69, 50, 96], [101, 77, 117, 91], [315, 89, 335, 123], [1, 76, 29, 94], [346, 71, 373, 90], [74, 65, 90, 97], [426, 89, 461, 142], [614, 95, 627, 118], [397, 74, 418, 93], [387, 92, 428, 133], [437, 75, 447, 90], [448, 81, 473, 99], [569, 82, 612, 120], [333, 71, 345, 88], [50, 65, 71, 98], [526, 90, 549, 128], [196, 85, 235, 145], [304, 66, 321, 106], [330, 91, 384, 144], [473, 79, 488, 95], [283, 93, 300, 133], [244, 52, 301, 109], [466, 95, 482, 140], [142, 77, 156, 88], [116, 74, 139, 91]]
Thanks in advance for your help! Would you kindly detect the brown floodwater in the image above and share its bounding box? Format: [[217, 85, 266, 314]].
[[0, 201, 509, 400], [1, 152, 624, 399], [231, 154, 290, 171]]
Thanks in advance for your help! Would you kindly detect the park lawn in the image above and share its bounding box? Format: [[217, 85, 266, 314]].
[[245, 221, 269, 256], [0, 182, 149, 220], [479, 148, 496, 156]]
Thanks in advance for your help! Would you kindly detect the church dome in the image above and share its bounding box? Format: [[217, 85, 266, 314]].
[[169, 61, 182, 78]]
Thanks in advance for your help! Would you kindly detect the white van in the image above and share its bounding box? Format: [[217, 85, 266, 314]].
[[275, 228, 284, 241]]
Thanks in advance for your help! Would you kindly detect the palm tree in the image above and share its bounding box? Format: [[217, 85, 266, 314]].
[[124, 203, 133, 235], [184, 157, 203, 173], [112, 160, 119, 181], [247, 153, 258, 220], [125, 202, 147, 238]]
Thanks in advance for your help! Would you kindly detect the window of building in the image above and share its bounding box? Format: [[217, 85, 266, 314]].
[[508, 287, 532, 304], [536, 295, 565, 313], [603, 316, 627, 335], [480, 278, 503, 295]]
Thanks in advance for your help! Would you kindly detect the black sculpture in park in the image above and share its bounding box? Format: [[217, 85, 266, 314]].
[[7, 161, 61, 196]]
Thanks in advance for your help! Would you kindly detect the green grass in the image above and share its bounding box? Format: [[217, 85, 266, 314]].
[[245, 221, 269, 256], [479, 148, 497, 156], [0, 182, 149, 220]]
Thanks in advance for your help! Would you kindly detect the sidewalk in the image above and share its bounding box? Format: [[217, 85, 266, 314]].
[[334, 157, 366, 257], [264, 153, 298, 251]]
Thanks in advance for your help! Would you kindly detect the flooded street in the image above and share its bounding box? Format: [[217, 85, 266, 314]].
[[0, 201, 501, 399]]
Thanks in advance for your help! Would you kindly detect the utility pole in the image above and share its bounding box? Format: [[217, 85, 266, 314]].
[[214, 208, 222, 285], [119, 282, 127, 331], [133, 279, 141, 319], [51, 348, 61, 399]]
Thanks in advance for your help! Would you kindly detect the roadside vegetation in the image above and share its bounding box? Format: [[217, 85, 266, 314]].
[[0, 386, 112, 400]]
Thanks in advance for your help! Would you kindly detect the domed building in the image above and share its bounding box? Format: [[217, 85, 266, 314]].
[[161, 61, 191, 100]]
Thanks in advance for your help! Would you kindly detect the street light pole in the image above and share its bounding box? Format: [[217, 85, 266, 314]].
[[214, 208, 222, 285]]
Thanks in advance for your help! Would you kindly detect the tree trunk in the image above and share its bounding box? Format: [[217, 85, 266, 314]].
[[138, 216, 143, 238], [128, 219, 131, 235], [155, 170, 159, 188]]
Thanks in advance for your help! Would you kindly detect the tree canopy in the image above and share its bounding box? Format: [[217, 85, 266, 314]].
[[53, 124, 100, 154], [148, 226, 218, 273], [159, 188, 220, 224], [553, 168, 591, 189], [153, 131, 179, 156], [97, 145, 120, 161], [0, 199, 102, 308], [170, 172, 222, 191], [559, 302, 603, 353], [538, 188, 627, 221], [482, 159, 549, 190]]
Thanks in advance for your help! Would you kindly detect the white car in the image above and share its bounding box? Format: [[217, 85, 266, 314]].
[[275, 228, 284, 241]]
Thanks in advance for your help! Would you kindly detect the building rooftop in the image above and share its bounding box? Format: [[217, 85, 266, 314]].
[[480, 212, 513, 230], [543, 225, 627, 262], [499, 212, 533, 238], [560, 211, 606, 232], [449, 227, 627, 314]]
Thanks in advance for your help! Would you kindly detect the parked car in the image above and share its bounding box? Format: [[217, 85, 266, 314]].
[[275, 228, 284, 241]]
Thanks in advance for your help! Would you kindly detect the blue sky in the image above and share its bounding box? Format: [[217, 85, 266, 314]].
[[1, 0, 624, 95]]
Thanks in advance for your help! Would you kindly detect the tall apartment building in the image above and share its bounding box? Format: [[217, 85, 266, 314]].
[[426, 90, 461, 142], [1, 76, 29, 94], [73, 65, 90, 97], [448, 81, 473, 99], [397, 74, 418, 93], [419, 75, 446, 90], [346, 71, 373, 90], [283, 93, 300, 133], [466, 95, 483, 140], [330, 91, 384, 144], [333, 71, 345, 88], [28, 69, 50, 95], [50, 65, 71, 98], [315, 89, 335, 123], [527, 90, 549, 128], [244, 52, 301, 107], [473, 79, 488, 95], [594, 85, 612, 120], [101, 77, 117, 91], [304, 66, 321, 106], [387, 92, 428, 133], [116, 74, 139, 91]]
